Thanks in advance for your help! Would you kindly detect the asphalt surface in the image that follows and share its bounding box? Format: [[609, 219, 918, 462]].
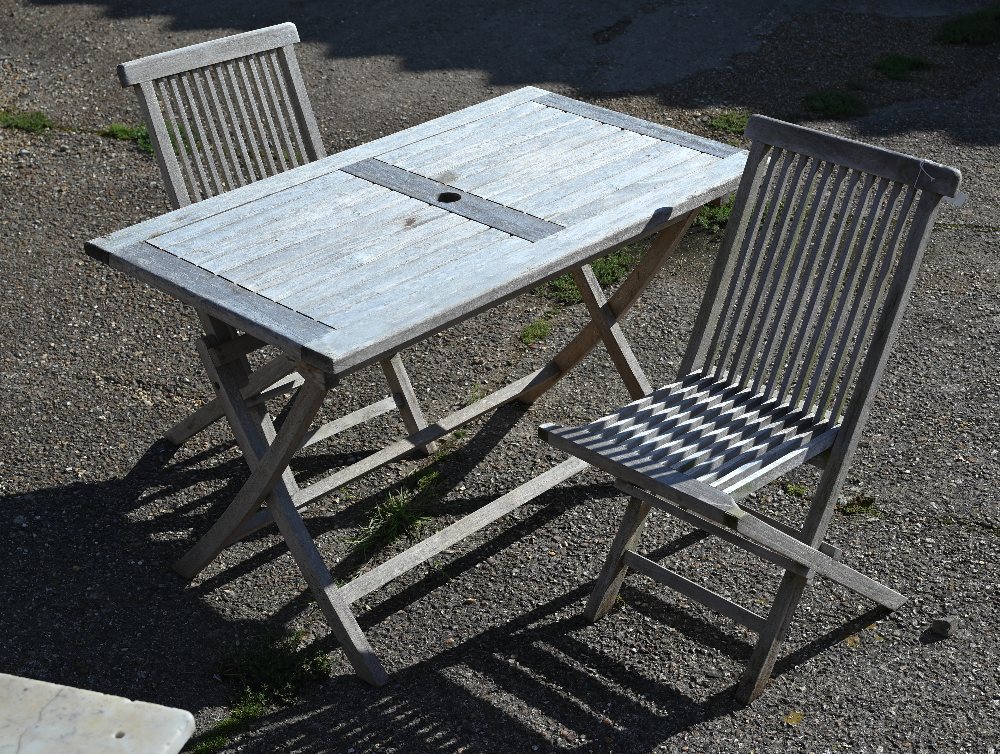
[[1, 1, 998, 752]]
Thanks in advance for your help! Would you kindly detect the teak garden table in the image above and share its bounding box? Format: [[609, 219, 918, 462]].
[[86, 86, 746, 685]]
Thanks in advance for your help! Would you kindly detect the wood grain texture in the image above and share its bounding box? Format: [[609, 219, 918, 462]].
[[118, 23, 300, 85], [535, 92, 741, 158], [341, 158, 563, 241]]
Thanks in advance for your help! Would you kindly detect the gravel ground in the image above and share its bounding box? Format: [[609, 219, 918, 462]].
[[1, 2, 998, 752]]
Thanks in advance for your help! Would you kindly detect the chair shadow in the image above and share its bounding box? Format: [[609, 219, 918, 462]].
[[3, 413, 898, 752]]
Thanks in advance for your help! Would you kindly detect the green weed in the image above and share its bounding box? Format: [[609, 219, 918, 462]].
[[543, 246, 637, 305], [0, 109, 53, 133], [783, 482, 808, 498], [101, 122, 153, 153], [219, 630, 331, 705], [874, 54, 931, 81], [352, 468, 445, 555], [694, 195, 735, 235], [708, 109, 750, 135], [189, 632, 329, 753], [936, 3, 1000, 45], [464, 383, 489, 406], [803, 90, 868, 119], [520, 316, 552, 345]]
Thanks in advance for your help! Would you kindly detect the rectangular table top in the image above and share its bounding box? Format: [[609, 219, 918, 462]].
[[87, 87, 746, 377]]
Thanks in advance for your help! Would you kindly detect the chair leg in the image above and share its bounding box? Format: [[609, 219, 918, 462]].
[[380, 354, 436, 456], [736, 570, 808, 704], [585, 496, 652, 621]]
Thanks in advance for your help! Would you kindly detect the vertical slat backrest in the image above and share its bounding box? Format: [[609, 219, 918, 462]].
[[681, 116, 961, 428], [117, 23, 325, 209]]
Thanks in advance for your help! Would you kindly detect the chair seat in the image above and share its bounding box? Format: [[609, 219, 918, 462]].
[[541, 371, 839, 502]]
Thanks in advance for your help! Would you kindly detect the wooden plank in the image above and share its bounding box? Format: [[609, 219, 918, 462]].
[[147, 170, 370, 260], [172, 355, 325, 580], [571, 264, 651, 399], [378, 100, 551, 166], [275, 44, 326, 161], [118, 23, 301, 85], [246, 55, 288, 172], [540, 420, 742, 528], [304, 225, 511, 321], [304, 156, 742, 377], [485, 130, 660, 207], [84, 239, 335, 371], [584, 496, 651, 621], [746, 114, 961, 197], [462, 126, 654, 199], [256, 197, 443, 301], [543, 151, 717, 225], [299, 396, 396, 449], [535, 92, 741, 158], [621, 550, 766, 633], [341, 158, 563, 241], [133, 80, 189, 208], [734, 515, 906, 609], [222, 59, 267, 182], [208, 188, 411, 285], [92, 87, 551, 251], [340, 458, 589, 605], [290, 213, 479, 314], [614, 481, 809, 578], [426, 115, 613, 191], [290, 365, 556, 510], [391, 103, 568, 174]]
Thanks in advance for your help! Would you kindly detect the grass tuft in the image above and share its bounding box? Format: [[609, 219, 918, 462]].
[[352, 468, 445, 555], [543, 246, 638, 305], [803, 90, 868, 119], [783, 482, 808, 498], [936, 3, 1000, 45], [0, 108, 53, 133], [101, 122, 153, 153], [219, 630, 331, 705], [189, 631, 330, 753], [874, 54, 931, 81], [520, 315, 552, 345], [694, 195, 735, 235], [708, 109, 750, 135]]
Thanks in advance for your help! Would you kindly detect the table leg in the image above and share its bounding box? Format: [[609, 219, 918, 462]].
[[174, 316, 388, 685], [518, 210, 698, 404]]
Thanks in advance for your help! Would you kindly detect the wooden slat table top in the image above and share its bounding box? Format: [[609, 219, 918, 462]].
[[87, 86, 746, 377]]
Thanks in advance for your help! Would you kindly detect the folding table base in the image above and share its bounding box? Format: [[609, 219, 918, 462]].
[[170, 214, 698, 684]]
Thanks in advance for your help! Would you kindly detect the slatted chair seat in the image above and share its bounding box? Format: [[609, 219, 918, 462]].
[[116, 23, 433, 454], [540, 114, 962, 703], [543, 372, 839, 504]]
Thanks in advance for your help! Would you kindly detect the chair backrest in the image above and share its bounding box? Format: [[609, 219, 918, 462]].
[[118, 22, 325, 209], [681, 116, 961, 431]]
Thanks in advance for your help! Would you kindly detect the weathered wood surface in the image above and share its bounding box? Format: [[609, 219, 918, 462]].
[[341, 158, 563, 241], [88, 87, 745, 375], [118, 23, 301, 85], [540, 113, 959, 703]]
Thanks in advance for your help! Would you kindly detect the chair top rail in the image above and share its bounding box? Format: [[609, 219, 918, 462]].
[[118, 22, 300, 86], [746, 115, 961, 198]]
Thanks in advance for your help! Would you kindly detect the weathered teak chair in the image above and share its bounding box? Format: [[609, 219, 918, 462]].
[[540, 115, 962, 702], [117, 22, 432, 451]]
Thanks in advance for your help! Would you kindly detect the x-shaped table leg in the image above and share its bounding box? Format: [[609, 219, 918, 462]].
[[174, 316, 388, 686], [519, 210, 698, 404]]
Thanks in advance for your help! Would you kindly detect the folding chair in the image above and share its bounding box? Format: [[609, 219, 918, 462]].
[[540, 115, 962, 702], [117, 23, 433, 452]]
